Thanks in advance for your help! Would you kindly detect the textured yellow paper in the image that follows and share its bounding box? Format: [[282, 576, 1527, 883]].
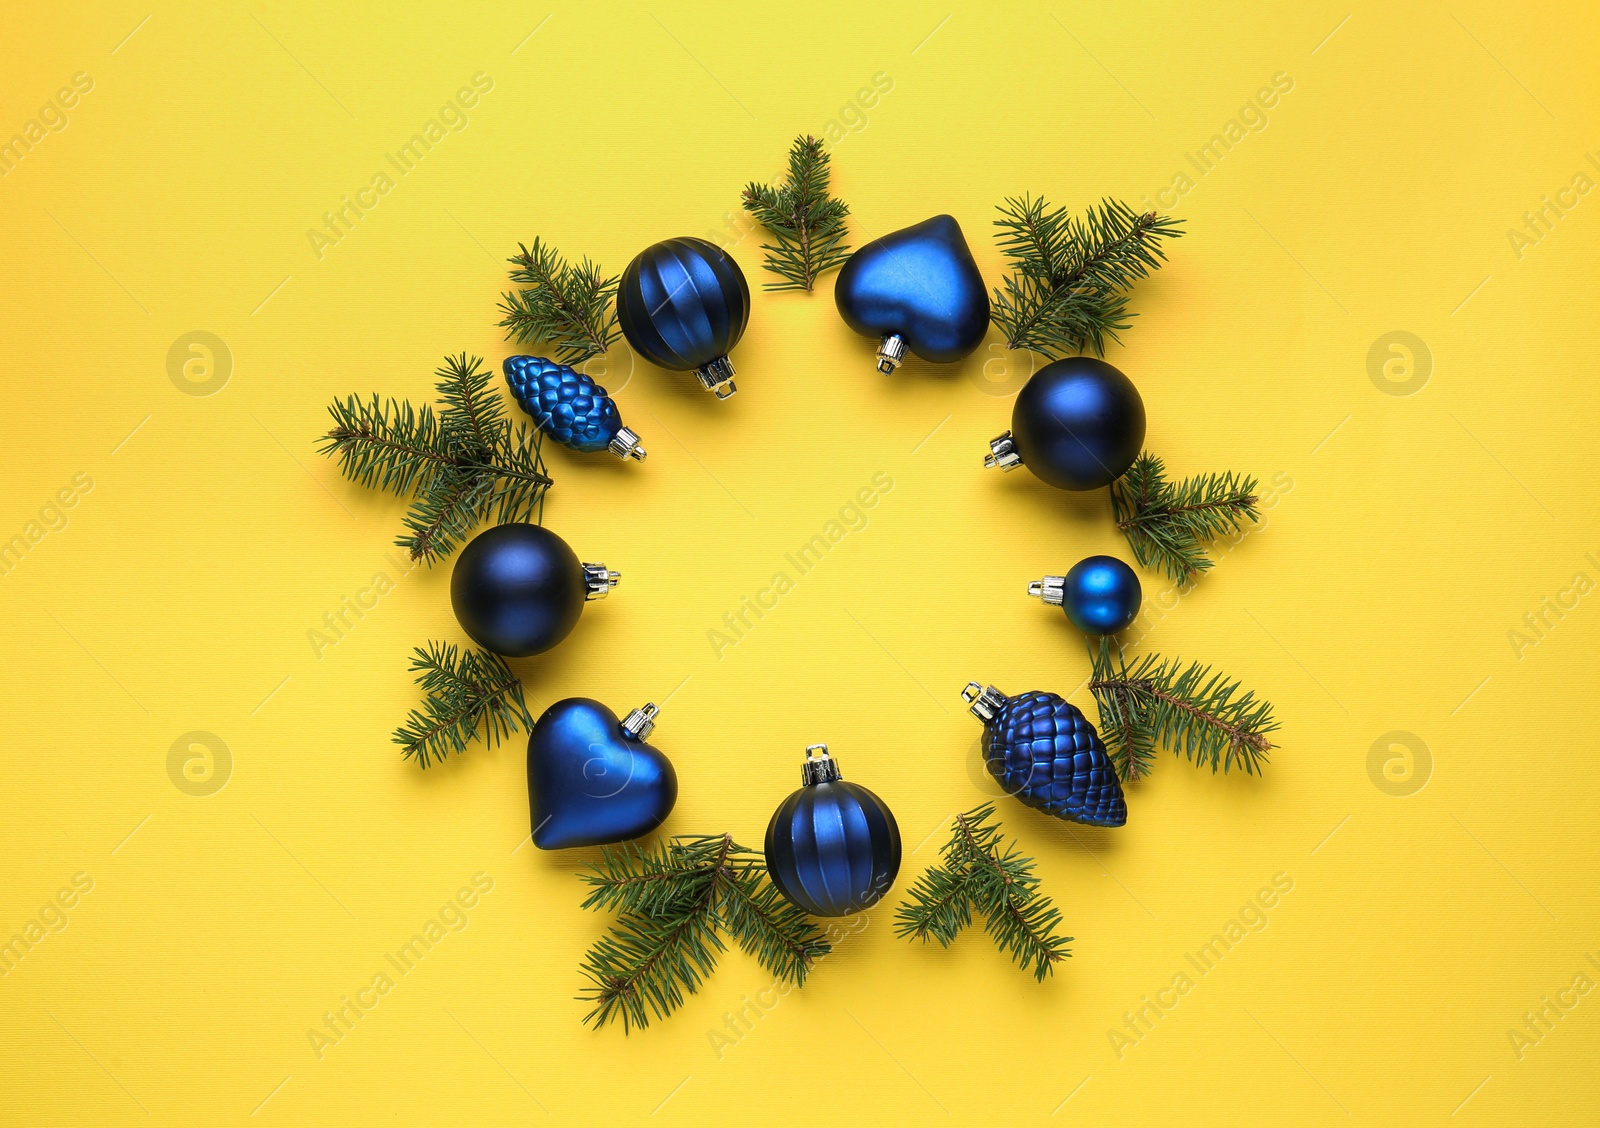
[[2, 3, 1597, 1123]]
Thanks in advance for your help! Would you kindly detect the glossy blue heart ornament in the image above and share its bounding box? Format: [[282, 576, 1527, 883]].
[[834, 214, 990, 373], [527, 699, 677, 850]]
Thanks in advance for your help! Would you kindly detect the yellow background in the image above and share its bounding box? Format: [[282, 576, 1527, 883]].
[[3, 2, 1598, 1123]]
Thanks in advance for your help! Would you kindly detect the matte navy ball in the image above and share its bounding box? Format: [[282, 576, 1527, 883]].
[[1063, 556, 1142, 635], [617, 237, 749, 393], [764, 747, 901, 917], [835, 214, 990, 368], [528, 699, 677, 850], [451, 524, 584, 657], [1012, 357, 1145, 490]]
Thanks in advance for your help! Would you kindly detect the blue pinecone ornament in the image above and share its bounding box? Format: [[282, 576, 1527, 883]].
[[502, 355, 645, 461], [961, 683, 1127, 827]]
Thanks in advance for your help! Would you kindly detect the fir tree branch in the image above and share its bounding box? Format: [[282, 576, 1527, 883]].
[[577, 836, 832, 1032], [579, 836, 727, 918], [318, 354, 552, 564], [320, 395, 451, 499], [893, 860, 974, 947], [392, 642, 532, 768], [578, 898, 726, 1034], [498, 237, 620, 362], [991, 196, 1183, 357], [717, 859, 831, 986], [1088, 637, 1278, 778], [741, 134, 852, 292], [1109, 453, 1260, 584], [894, 804, 1071, 981]]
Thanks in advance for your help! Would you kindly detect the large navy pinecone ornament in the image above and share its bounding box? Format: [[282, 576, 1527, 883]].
[[502, 355, 645, 461], [961, 683, 1127, 827]]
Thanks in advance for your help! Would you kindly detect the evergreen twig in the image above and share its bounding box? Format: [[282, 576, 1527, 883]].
[[498, 237, 620, 362], [1088, 637, 1277, 780], [318, 354, 551, 564], [894, 804, 1071, 981], [741, 135, 852, 292], [392, 642, 532, 768], [991, 196, 1183, 357], [578, 835, 831, 1032], [1110, 452, 1260, 584]]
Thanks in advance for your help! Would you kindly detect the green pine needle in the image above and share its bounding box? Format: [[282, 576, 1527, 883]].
[[894, 804, 1071, 981], [498, 237, 620, 362], [577, 835, 832, 1032], [991, 196, 1183, 357], [1110, 452, 1260, 584], [741, 135, 852, 292], [392, 642, 532, 768], [1088, 637, 1278, 780], [318, 354, 552, 564]]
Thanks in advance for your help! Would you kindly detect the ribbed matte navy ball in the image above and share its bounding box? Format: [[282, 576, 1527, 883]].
[[450, 524, 585, 657], [765, 746, 901, 917], [617, 237, 749, 398], [1007, 357, 1145, 491], [963, 683, 1127, 827]]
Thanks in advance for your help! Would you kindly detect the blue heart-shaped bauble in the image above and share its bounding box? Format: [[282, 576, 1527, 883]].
[[527, 698, 677, 849], [835, 214, 990, 364]]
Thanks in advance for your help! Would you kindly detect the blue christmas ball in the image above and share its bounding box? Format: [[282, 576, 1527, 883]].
[[987, 357, 1145, 491], [1060, 556, 1142, 635], [764, 745, 901, 917], [617, 237, 749, 398], [528, 699, 676, 850], [834, 214, 990, 373], [962, 683, 1127, 827], [450, 524, 616, 657], [502, 355, 645, 461]]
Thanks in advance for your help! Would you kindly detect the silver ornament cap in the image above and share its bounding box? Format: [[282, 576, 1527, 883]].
[[800, 744, 843, 785], [876, 333, 908, 374], [960, 682, 1007, 723], [1027, 575, 1067, 606], [694, 356, 737, 399], [582, 563, 620, 600], [620, 702, 659, 740], [607, 426, 647, 461], [984, 431, 1022, 471]]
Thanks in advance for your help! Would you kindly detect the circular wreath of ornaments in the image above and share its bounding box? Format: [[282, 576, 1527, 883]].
[[319, 135, 1278, 1031]]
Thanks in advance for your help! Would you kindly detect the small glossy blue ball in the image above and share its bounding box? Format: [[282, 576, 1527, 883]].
[[1062, 555, 1141, 635]]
